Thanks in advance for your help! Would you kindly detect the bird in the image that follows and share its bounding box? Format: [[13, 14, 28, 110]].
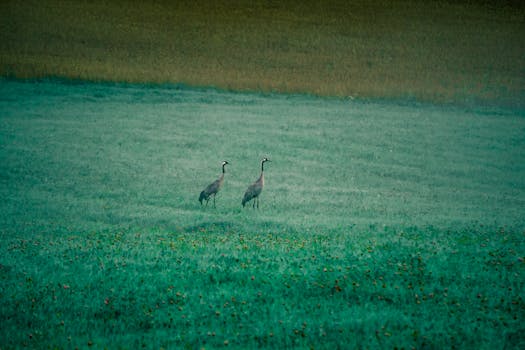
[[199, 160, 229, 207], [242, 157, 270, 209]]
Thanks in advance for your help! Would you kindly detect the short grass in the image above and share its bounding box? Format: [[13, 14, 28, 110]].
[[1, 0, 525, 107], [1, 79, 525, 349]]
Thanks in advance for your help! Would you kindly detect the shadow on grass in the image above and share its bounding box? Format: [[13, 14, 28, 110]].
[[183, 221, 237, 234], [182, 220, 303, 235]]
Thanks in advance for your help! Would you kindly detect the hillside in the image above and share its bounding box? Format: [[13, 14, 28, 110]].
[[1, 0, 524, 106]]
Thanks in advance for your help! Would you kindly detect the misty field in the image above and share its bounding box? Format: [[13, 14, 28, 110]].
[[1, 79, 524, 349]]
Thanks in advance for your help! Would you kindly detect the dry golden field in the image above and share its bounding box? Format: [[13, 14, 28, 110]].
[[1, 0, 524, 106]]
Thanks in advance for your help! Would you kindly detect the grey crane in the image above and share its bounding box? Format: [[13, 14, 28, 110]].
[[199, 160, 229, 207], [242, 157, 270, 208]]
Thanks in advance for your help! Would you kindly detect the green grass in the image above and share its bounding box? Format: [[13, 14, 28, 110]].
[[2, 226, 523, 349], [1, 79, 525, 349]]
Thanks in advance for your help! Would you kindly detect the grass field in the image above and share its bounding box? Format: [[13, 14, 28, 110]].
[[1, 79, 524, 348], [1, 0, 525, 107], [1, 1, 525, 348]]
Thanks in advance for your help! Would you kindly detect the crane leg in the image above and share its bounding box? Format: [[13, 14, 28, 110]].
[[213, 194, 216, 207]]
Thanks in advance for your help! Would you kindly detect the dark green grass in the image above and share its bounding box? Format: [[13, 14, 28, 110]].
[[1, 79, 525, 348], [2, 226, 524, 349]]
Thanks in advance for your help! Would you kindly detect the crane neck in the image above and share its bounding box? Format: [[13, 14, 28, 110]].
[[222, 164, 227, 174], [258, 171, 264, 184]]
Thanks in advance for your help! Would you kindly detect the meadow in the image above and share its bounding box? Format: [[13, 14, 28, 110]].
[[1, 0, 525, 107], [1, 79, 524, 349]]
